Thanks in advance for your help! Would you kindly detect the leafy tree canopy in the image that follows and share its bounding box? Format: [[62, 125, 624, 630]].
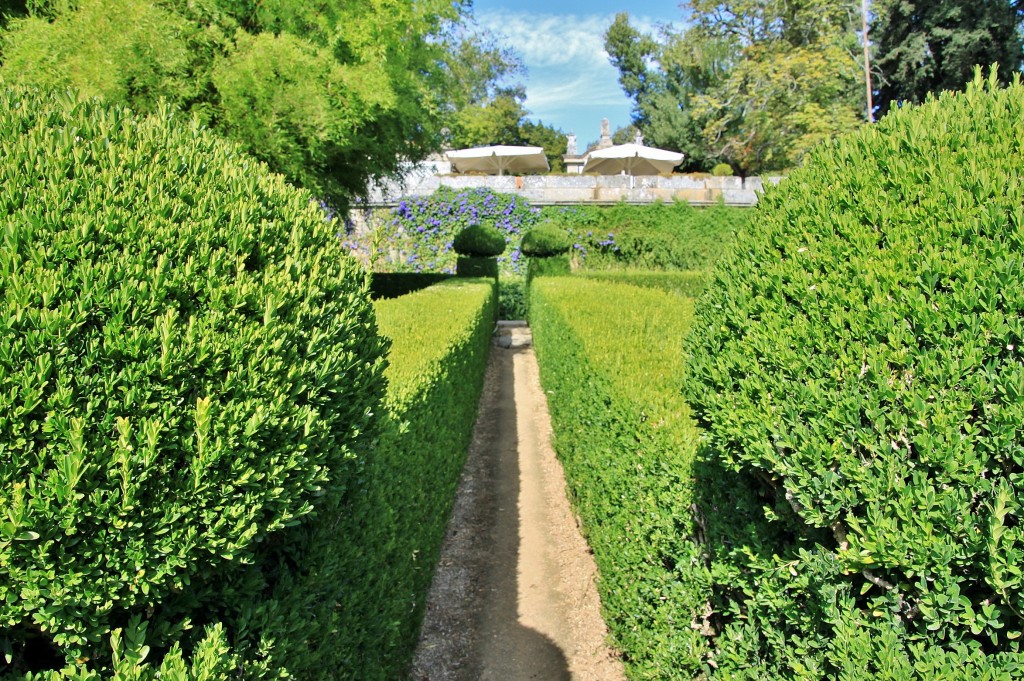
[[871, 0, 1024, 116], [448, 88, 568, 172], [606, 2, 865, 174], [0, 0, 519, 206]]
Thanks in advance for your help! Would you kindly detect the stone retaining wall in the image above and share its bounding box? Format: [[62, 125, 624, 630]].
[[363, 168, 784, 208]]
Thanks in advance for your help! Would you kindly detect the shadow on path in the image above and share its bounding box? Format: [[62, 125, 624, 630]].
[[409, 343, 570, 681]]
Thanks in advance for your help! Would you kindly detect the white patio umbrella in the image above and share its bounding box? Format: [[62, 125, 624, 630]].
[[582, 143, 684, 176], [445, 145, 549, 176]]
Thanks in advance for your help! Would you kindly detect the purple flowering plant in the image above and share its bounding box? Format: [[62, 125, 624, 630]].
[[345, 187, 542, 274]]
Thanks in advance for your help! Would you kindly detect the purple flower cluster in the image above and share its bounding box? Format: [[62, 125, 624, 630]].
[[344, 187, 542, 274]]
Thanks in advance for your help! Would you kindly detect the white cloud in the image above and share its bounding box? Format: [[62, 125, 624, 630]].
[[475, 9, 667, 135]]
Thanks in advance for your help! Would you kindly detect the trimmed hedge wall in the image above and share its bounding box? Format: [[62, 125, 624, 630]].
[[574, 270, 708, 298], [545, 201, 749, 271], [456, 255, 498, 279], [370, 272, 453, 300], [529, 277, 708, 679], [0, 86, 389, 677], [330, 277, 496, 679], [684, 71, 1024, 676]]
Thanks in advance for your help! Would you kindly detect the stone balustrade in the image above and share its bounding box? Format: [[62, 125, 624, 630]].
[[361, 167, 783, 208]]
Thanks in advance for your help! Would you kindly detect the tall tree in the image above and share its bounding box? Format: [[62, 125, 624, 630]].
[[685, 0, 864, 173], [606, 3, 865, 174], [0, 0, 518, 206], [605, 12, 724, 170], [448, 89, 567, 172], [871, 0, 1024, 116]]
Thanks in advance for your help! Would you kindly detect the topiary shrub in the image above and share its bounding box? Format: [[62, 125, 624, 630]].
[[520, 222, 571, 257], [452, 223, 507, 257], [526, 255, 570, 281], [710, 162, 733, 176], [456, 255, 499, 278], [683, 70, 1024, 675], [0, 85, 388, 675]]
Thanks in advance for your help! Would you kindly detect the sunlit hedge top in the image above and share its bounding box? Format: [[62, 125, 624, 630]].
[[520, 222, 571, 257], [684, 71, 1024, 649], [0, 86, 388, 657]]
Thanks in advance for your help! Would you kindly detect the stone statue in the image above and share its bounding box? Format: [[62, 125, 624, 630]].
[[566, 133, 577, 156], [598, 118, 613, 149]]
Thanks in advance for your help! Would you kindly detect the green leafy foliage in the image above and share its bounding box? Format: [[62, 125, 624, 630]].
[[683, 71, 1024, 676], [606, 3, 865, 173], [544, 201, 749, 270], [872, 0, 1024, 117], [711, 163, 733, 177], [498, 274, 527, 320], [0, 85, 388, 674], [0, 0, 509, 205], [334, 278, 495, 678], [452, 224, 507, 257], [519, 223, 571, 257], [530, 278, 709, 678], [574, 270, 708, 298]]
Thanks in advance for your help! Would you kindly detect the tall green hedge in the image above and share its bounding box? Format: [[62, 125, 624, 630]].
[[683, 70, 1024, 676], [530, 278, 707, 679], [0, 86, 388, 676], [327, 278, 495, 679]]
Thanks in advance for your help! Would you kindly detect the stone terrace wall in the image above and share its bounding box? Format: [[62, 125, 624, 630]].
[[363, 170, 784, 208]]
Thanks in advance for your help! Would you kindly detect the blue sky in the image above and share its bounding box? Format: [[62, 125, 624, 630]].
[[471, 0, 684, 147]]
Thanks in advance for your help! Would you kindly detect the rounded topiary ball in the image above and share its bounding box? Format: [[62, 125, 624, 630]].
[[520, 223, 571, 257], [0, 86, 388, 666], [683, 72, 1024, 657], [453, 224, 507, 257]]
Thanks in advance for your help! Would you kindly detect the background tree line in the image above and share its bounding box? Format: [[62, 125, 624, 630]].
[[606, 0, 1024, 175], [0, 0, 564, 204]]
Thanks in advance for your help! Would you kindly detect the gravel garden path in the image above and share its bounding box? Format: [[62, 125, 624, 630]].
[[409, 322, 626, 681]]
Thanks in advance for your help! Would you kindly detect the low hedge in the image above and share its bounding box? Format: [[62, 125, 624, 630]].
[[370, 272, 453, 299], [574, 270, 708, 298], [529, 277, 709, 679], [324, 277, 496, 679], [0, 86, 388, 677]]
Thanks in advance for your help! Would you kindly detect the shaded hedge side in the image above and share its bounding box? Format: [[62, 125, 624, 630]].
[[529, 277, 708, 679], [325, 278, 496, 679]]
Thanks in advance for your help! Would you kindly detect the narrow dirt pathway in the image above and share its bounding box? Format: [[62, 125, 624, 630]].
[[409, 323, 626, 681]]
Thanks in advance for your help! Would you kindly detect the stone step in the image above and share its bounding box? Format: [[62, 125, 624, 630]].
[[494, 320, 532, 349]]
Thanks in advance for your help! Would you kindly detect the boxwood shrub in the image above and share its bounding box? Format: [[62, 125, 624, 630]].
[[519, 223, 571, 257], [530, 277, 709, 678], [684, 70, 1024, 675], [334, 278, 495, 679], [452, 224, 507, 257], [0, 86, 388, 675]]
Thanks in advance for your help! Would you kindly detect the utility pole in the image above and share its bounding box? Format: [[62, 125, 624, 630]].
[[862, 0, 874, 122]]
